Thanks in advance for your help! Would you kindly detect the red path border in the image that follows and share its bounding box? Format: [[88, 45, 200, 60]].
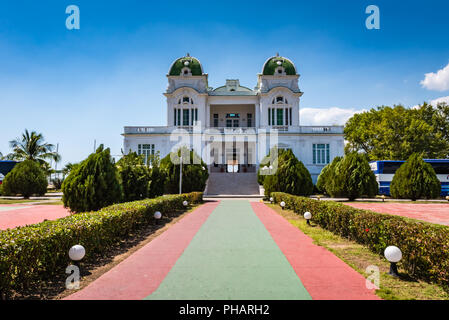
[[65, 201, 219, 300], [251, 202, 380, 300]]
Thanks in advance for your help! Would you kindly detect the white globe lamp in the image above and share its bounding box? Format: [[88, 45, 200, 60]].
[[384, 245, 402, 277], [269, 197, 274, 204], [304, 211, 312, 225], [280, 201, 286, 210], [154, 211, 162, 220], [183, 200, 188, 207], [69, 245, 85, 262]]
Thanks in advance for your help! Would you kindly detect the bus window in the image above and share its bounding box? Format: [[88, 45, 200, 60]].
[[382, 162, 403, 174], [430, 162, 449, 174]]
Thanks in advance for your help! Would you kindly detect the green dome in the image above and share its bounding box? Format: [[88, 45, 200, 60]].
[[262, 55, 297, 75], [168, 55, 203, 76]]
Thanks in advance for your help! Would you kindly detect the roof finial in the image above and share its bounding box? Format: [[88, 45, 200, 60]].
[[276, 52, 279, 57], [186, 53, 190, 57]]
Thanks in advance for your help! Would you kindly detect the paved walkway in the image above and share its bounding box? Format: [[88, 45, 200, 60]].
[[66, 200, 378, 300], [345, 203, 449, 226], [0, 204, 70, 230]]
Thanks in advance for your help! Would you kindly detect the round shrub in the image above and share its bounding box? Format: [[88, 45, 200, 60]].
[[327, 153, 377, 200], [262, 148, 313, 197], [1, 160, 47, 198], [390, 153, 441, 200], [160, 147, 209, 194], [62, 145, 123, 212], [117, 152, 151, 202]]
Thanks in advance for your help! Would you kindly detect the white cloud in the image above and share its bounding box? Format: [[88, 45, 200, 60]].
[[300, 107, 363, 126], [420, 63, 449, 91], [430, 95, 449, 105]]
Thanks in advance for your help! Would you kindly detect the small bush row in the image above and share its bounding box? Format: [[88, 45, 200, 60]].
[[272, 192, 449, 286], [0, 192, 202, 296]]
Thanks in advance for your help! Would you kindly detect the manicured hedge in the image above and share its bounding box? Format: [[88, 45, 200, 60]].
[[272, 192, 449, 286], [0, 192, 202, 296]]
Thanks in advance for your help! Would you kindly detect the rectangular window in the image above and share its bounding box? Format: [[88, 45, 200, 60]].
[[247, 113, 253, 127], [213, 114, 219, 127], [313, 144, 330, 165], [268, 108, 271, 125], [138, 144, 155, 165], [195, 108, 198, 123], [276, 109, 284, 126], [177, 109, 181, 126], [174, 108, 177, 125], [289, 108, 292, 125], [183, 109, 189, 126], [233, 119, 239, 127], [272, 108, 275, 126], [285, 108, 288, 126], [226, 119, 232, 127]]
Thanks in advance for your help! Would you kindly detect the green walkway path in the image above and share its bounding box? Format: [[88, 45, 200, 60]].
[[146, 200, 311, 300]]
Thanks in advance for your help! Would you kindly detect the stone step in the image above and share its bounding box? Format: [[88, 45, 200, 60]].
[[205, 172, 261, 196]]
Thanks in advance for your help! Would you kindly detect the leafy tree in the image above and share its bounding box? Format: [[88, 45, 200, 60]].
[[62, 145, 123, 212], [326, 153, 377, 200], [262, 148, 313, 197], [160, 147, 209, 194], [390, 153, 441, 200], [344, 103, 449, 160], [321, 156, 344, 197], [7, 130, 61, 166], [1, 160, 47, 198]]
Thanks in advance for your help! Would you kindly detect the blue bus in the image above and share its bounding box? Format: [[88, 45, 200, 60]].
[[0, 160, 18, 185], [369, 159, 449, 196]]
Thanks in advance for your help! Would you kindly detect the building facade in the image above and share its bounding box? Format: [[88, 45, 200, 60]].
[[122, 54, 344, 183]]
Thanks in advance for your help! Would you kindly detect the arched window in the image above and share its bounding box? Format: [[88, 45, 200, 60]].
[[268, 96, 292, 127], [174, 96, 198, 126], [180, 67, 192, 76], [275, 66, 286, 75]]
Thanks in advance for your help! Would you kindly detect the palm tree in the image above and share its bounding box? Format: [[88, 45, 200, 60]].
[[8, 130, 61, 166]]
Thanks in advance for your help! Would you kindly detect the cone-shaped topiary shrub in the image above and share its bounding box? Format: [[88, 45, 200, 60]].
[[117, 151, 151, 202], [62, 145, 123, 212], [262, 148, 313, 197], [160, 147, 209, 194], [327, 153, 377, 200], [390, 153, 441, 200], [1, 160, 47, 198]]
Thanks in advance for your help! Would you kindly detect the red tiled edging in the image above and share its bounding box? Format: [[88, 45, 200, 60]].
[[65, 201, 219, 300], [251, 202, 380, 300]]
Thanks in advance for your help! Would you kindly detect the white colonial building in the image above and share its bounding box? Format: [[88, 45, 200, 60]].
[[122, 54, 344, 186]]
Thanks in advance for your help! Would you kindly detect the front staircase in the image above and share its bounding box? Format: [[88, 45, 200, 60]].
[[204, 172, 261, 197]]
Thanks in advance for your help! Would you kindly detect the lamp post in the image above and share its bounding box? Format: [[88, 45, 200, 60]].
[[304, 211, 312, 225], [384, 245, 402, 277], [280, 201, 286, 210], [154, 211, 162, 224], [179, 154, 183, 194], [69, 245, 85, 267]]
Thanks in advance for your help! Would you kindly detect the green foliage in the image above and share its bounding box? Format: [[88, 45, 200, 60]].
[[1, 160, 47, 198], [272, 192, 449, 287], [62, 145, 123, 212], [50, 178, 64, 190], [0, 192, 202, 296], [7, 129, 61, 169], [322, 153, 377, 200], [117, 152, 151, 202], [160, 147, 209, 194], [344, 103, 449, 160], [260, 148, 313, 197], [390, 153, 441, 200]]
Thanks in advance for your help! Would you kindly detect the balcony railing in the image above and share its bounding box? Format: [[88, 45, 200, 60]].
[[124, 125, 344, 135]]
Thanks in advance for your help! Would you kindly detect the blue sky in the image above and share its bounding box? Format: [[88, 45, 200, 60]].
[[1, 0, 449, 166]]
